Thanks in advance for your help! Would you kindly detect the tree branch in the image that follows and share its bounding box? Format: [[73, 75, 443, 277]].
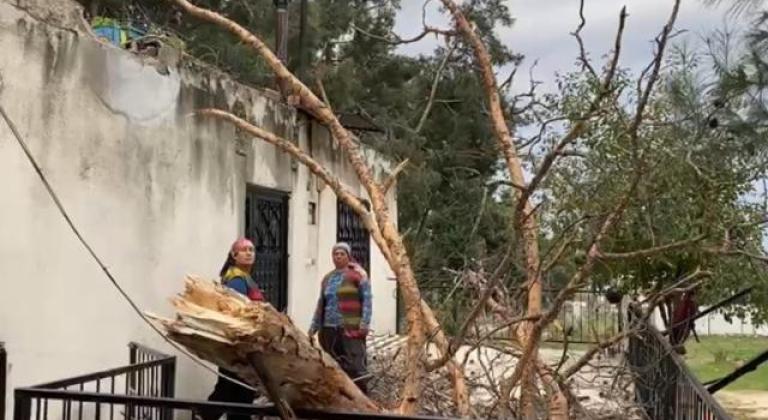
[[351, 23, 455, 46], [315, 71, 333, 111], [708, 248, 768, 264], [485, 179, 526, 192], [516, 6, 627, 215], [424, 254, 512, 372], [168, 0, 374, 189], [639, 268, 710, 308], [436, 0, 525, 203], [196, 109, 391, 258], [419, 300, 471, 416], [630, 0, 682, 140], [415, 45, 455, 134], [381, 159, 410, 195], [500, 146, 647, 403], [572, 0, 599, 78], [561, 329, 635, 378], [597, 234, 707, 260]]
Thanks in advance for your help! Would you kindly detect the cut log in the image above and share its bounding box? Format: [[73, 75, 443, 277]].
[[148, 276, 382, 414]]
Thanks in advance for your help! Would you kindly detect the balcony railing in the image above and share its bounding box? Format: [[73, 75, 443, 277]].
[[14, 342, 454, 420], [627, 310, 731, 420]]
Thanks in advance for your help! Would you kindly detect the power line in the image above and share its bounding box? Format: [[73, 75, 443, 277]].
[[0, 77, 259, 394]]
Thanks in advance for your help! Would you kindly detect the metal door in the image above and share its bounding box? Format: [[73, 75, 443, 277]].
[[245, 186, 289, 311], [336, 199, 371, 274]]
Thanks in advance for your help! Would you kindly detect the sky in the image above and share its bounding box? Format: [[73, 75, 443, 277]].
[[393, 0, 743, 92]]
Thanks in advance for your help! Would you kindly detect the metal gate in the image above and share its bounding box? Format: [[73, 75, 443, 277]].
[[337, 199, 371, 274], [246, 186, 289, 311], [543, 289, 623, 344]]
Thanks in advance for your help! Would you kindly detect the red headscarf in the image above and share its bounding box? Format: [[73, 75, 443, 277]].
[[231, 238, 254, 254]]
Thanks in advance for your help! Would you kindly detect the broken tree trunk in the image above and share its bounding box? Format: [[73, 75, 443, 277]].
[[149, 276, 381, 414]]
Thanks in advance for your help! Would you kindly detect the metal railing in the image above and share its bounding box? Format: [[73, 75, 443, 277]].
[[14, 390, 452, 420], [1, 342, 7, 420], [128, 342, 175, 411], [544, 289, 623, 344], [15, 343, 176, 420], [14, 343, 455, 420], [419, 283, 623, 344], [627, 311, 731, 420]]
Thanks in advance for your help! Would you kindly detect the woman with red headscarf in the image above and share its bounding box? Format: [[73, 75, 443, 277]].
[[218, 237, 264, 302], [200, 238, 264, 420]]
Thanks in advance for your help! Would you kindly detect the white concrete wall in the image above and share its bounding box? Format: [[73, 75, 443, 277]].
[[0, 0, 398, 416], [649, 309, 768, 336], [695, 313, 768, 336]]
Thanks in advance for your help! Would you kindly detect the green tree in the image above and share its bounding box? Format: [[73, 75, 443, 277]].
[[316, 0, 521, 331], [536, 41, 768, 323]]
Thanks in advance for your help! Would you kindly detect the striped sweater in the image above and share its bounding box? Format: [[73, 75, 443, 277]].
[[310, 263, 372, 338]]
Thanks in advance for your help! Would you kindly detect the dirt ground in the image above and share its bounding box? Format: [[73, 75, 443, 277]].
[[718, 391, 768, 420]]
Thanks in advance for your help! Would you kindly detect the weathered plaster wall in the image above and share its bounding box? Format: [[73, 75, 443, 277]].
[[0, 0, 397, 415]]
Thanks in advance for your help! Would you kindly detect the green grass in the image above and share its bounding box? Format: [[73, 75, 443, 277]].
[[684, 335, 768, 391]]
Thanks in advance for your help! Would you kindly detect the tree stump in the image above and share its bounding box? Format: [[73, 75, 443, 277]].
[[149, 276, 381, 413]]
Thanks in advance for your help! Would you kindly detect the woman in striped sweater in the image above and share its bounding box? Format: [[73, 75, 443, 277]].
[[308, 242, 373, 394]]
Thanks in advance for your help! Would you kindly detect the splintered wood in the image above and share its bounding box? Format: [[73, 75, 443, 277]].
[[149, 276, 381, 413]]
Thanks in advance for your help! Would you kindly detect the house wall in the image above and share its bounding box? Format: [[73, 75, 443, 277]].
[[0, 0, 398, 416], [649, 309, 768, 336]]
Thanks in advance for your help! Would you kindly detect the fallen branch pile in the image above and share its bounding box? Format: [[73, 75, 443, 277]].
[[150, 276, 646, 419]]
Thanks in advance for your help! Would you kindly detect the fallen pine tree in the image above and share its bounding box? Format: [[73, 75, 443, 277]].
[[148, 277, 644, 419], [148, 276, 382, 415]]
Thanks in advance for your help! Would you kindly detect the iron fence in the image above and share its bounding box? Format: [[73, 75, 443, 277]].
[[419, 285, 623, 343], [2, 342, 7, 420], [14, 343, 176, 420], [627, 310, 731, 420], [14, 389, 452, 420], [543, 289, 623, 344], [14, 343, 455, 420]]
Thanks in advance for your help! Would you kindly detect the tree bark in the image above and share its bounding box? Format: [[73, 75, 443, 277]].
[[420, 300, 470, 416], [150, 277, 382, 413]]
